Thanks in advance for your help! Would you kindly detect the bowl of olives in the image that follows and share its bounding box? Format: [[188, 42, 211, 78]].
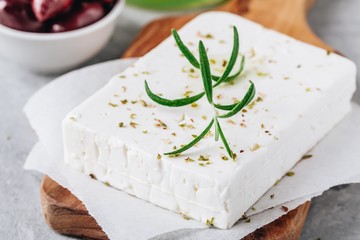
[[0, 0, 124, 73]]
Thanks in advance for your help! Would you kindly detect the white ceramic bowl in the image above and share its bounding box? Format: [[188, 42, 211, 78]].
[[0, 0, 125, 73]]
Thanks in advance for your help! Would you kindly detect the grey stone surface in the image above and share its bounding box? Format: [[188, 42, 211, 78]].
[[0, 1, 359, 239]]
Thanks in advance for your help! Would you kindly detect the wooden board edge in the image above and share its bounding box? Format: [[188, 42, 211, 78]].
[[41, 175, 310, 240]]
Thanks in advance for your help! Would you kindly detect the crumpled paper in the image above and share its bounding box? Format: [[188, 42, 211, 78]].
[[24, 59, 360, 240]]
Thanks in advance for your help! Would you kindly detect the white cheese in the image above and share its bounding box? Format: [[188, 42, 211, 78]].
[[62, 12, 357, 229]]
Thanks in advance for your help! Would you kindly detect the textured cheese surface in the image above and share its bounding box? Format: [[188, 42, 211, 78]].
[[63, 12, 356, 228]]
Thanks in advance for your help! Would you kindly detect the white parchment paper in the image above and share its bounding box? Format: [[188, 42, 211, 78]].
[[23, 59, 360, 240]]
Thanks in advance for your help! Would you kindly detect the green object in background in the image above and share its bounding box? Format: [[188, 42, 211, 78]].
[[127, 0, 226, 10]]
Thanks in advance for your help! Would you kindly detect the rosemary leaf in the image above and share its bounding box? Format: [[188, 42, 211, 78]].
[[214, 102, 237, 111], [218, 81, 255, 118], [145, 80, 205, 107], [214, 117, 220, 141], [216, 55, 245, 83], [172, 29, 200, 68], [213, 74, 251, 111], [215, 118, 233, 158], [213, 26, 240, 87], [164, 119, 214, 156], [212, 55, 245, 83], [199, 41, 213, 104]]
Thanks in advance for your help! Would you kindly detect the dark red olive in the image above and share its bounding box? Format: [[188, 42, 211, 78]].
[[31, 0, 73, 22], [0, 0, 45, 32], [50, 1, 105, 33]]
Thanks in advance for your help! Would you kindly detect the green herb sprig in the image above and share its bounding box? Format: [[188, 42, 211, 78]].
[[144, 26, 256, 158], [145, 26, 245, 110]]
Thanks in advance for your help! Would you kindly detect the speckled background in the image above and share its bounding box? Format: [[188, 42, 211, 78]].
[[0, 1, 359, 239]]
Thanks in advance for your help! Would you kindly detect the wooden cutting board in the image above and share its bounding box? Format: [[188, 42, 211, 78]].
[[41, 0, 333, 239]]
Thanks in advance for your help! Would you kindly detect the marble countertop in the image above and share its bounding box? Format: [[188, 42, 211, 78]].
[[0, 0, 359, 239]]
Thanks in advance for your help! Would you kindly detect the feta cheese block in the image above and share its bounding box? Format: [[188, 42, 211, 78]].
[[63, 12, 357, 229]]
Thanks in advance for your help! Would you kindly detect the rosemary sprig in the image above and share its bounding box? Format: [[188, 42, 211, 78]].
[[145, 26, 244, 108], [145, 27, 256, 158]]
